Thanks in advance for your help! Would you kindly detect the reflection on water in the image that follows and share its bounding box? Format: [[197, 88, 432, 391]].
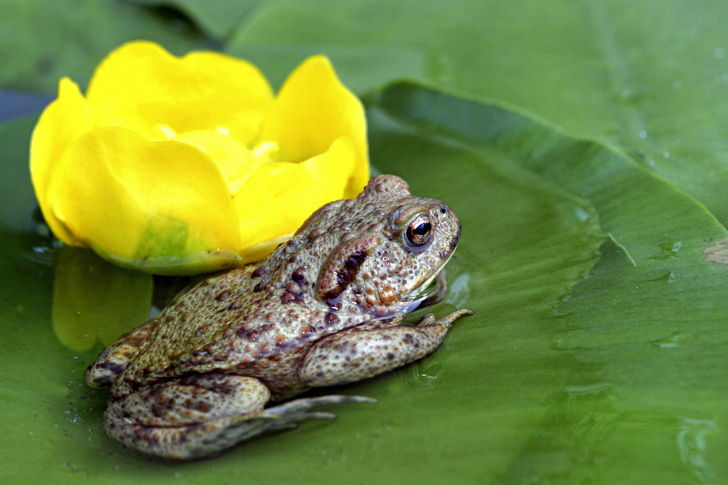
[[445, 272, 471, 309], [18, 207, 60, 266], [405, 267, 471, 389], [497, 382, 719, 484], [677, 417, 719, 482], [407, 359, 443, 388], [51, 246, 153, 351], [650, 331, 689, 349], [649, 240, 683, 260]]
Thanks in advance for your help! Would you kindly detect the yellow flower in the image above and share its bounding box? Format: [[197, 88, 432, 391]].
[[30, 41, 369, 275]]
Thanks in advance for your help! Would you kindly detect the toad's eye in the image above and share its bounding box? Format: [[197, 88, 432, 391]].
[[405, 215, 432, 250]]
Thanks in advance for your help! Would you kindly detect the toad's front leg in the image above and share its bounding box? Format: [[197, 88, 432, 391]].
[[104, 374, 372, 460], [299, 308, 473, 387]]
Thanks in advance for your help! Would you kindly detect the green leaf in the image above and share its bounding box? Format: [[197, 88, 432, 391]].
[[4, 1, 728, 482], [227, 43, 428, 95], [230, 0, 728, 226], [6, 78, 728, 481], [124, 0, 265, 40], [367, 81, 728, 482], [0, 0, 211, 95]]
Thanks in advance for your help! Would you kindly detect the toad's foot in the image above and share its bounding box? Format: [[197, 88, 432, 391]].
[[103, 374, 374, 460], [263, 394, 378, 423]]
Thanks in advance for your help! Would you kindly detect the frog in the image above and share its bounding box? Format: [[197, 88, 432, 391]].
[[84, 174, 472, 460]]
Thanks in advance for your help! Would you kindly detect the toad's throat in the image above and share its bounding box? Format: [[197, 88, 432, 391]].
[[403, 250, 455, 313]]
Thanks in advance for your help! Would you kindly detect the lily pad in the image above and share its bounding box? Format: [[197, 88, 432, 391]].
[[227, 0, 728, 226], [369, 82, 728, 482], [125, 0, 264, 40], [3, 1, 728, 482], [4, 76, 728, 482], [0, 0, 211, 95]]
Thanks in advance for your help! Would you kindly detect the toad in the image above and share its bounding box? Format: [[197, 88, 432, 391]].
[[84, 174, 472, 459]]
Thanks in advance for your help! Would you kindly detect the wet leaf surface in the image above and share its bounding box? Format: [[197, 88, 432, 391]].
[[2, 1, 728, 483]]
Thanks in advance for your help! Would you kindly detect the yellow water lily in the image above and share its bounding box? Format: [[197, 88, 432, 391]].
[[30, 41, 369, 275]]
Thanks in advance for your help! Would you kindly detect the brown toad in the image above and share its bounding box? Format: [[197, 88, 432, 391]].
[[84, 174, 472, 459]]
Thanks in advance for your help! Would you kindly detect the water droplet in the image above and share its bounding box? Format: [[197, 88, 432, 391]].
[[663, 151, 670, 159], [672, 80, 683, 90], [408, 360, 443, 388], [639, 130, 648, 139], [649, 240, 682, 260], [573, 206, 591, 222], [651, 331, 687, 348], [651, 271, 677, 284], [713, 47, 725, 59], [551, 339, 581, 351], [563, 382, 613, 399]]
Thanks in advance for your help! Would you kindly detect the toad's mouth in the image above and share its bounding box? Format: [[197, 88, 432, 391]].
[[404, 250, 455, 313]]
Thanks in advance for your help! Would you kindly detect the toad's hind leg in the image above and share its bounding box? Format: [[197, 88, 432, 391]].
[[104, 373, 373, 460]]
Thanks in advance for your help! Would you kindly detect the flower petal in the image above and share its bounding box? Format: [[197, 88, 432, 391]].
[[234, 136, 356, 263], [172, 129, 264, 195], [258, 55, 369, 197], [46, 126, 242, 274], [30, 78, 94, 245], [86, 41, 274, 146]]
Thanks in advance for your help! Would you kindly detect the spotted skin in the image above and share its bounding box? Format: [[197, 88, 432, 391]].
[[84, 174, 472, 460]]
